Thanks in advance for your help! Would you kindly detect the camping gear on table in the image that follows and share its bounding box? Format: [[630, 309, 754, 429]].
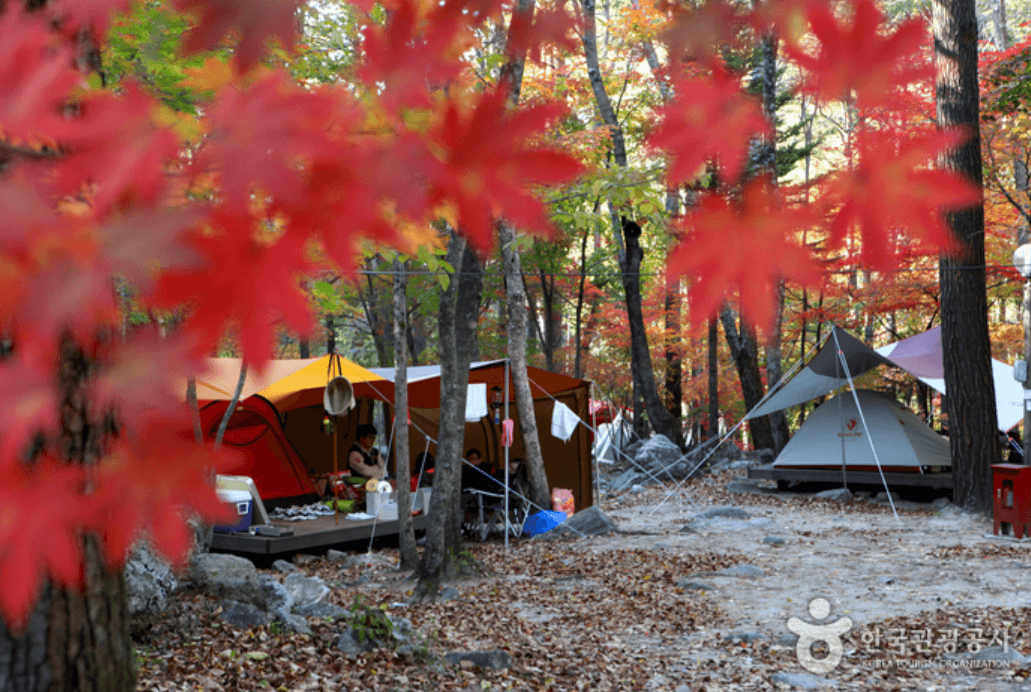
[[216, 474, 271, 525], [366, 490, 398, 520], [993, 464, 1031, 538], [214, 489, 253, 533]]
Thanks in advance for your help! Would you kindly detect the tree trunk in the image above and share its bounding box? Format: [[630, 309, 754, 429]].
[[765, 280, 789, 452], [214, 362, 247, 450], [416, 232, 473, 598], [0, 339, 135, 692], [393, 259, 419, 570], [663, 275, 682, 421], [500, 221, 551, 509], [448, 243, 484, 545], [574, 230, 589, 379], [622, 219, 684, 447], [496, 0, 551, 510], [720, 306, 775, 450], [539, 270, 559, 372], [934, 0, 1000, 512], [708, 316, 719, 440], [299, 338, 310, 358]]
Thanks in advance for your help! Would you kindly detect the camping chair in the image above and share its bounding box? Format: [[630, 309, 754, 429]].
[[462, 487, 527, 541]]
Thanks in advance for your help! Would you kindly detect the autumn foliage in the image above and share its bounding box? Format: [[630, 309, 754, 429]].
[[0, 0, 977, 628]]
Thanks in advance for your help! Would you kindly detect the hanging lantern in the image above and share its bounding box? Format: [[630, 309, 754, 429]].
[[491, 385, 503, 424], [320, 415, 336, 435]]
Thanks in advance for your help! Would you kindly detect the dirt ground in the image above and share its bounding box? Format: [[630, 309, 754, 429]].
[[135, 469, 1031, 691]]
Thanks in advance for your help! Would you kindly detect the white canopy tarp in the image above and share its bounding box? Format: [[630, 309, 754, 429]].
[[747, 326, 1022, 431], [773, 389, 951, 471]]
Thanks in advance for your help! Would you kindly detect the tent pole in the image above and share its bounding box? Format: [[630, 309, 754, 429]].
[[504, 359, 510, 551], [837, 329, 847, 490], [833, 330, 900, 523], [333, 415, 339, 525]]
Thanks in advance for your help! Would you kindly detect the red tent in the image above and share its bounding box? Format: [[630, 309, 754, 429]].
[[200, 396, 320, 509]]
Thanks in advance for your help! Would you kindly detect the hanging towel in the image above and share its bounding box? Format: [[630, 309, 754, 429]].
[[501, 418, 515, 447], [465, 383, 488, 422], [551, 401, 579, 442]]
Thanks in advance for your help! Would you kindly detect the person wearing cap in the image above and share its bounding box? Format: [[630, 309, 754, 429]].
[[348, 423, 386, 480]]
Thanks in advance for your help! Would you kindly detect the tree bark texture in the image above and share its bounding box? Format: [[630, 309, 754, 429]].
[[393, 259, 419, 570], [448, 244, 484, 545], [622, 219, 684, 448], [0, 340, 135, 692], [708, 317, 719, 440], [720, 307, 775, 450], [663, 276, 682, 421], [574, 230, 589, 379], [500, 221, 552, 509], [416, 232, 472, 597], [933, 0, 1000, 512], [213, 362, 247, 450]]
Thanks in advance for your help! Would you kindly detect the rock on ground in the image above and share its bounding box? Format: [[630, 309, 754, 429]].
[[272, 559, 298, 573], [258, 575, 293, 616], [190, 553, 266, 609], [125, 541, 177, 616], [335, 629, 380, 657], [675, 579, 716, 591], [634, 435, 682, 477], [815, 488, 852, 502], [694, 506, 751, 520], [282, 572, 330, 609], [709, 564, 766, 579], [763, 536, 786, 546], [219, 600, 269, 629], [769, 671, 838, 689], [444, 650, 512, 670], [295, 601, 349, 619], [727, 479, 762, 494], [547, 506, 618, 537]]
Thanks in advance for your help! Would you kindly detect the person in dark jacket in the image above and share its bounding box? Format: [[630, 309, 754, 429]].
[[348, 423, 386, 480]]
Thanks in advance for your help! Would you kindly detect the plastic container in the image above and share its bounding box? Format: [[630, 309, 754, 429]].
[[366, 491, 398, 520], [214, 489, 253, 533]]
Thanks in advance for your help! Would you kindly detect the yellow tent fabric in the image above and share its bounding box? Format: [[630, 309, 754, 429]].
[[193, 355, 392, 410], [258, 355, 392, 411]]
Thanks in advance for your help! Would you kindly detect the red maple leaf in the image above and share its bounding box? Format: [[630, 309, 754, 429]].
[[91, 419, 235, 567], [0, 9, 80, 142], [426, 86, 584, 250], [90, 332, 208, 435], [359, 0, 468, 112], [784, 0, 932, 109], [669, 178, 821, 327], [173, 0, 304, 71], [647, 68, 770, 186], [658, 0, 754, 69], [54, 84, 181, 216], [0, 354, 58, 470], [153, 211, 315, 368], [198, 72, 339, 213], [820, 129, 980, 268], [0, 459, 89, 630]]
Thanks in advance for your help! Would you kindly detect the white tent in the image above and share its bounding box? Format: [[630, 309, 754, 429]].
[[773, 390, 951, 472], [748, 326, 1022, 431]]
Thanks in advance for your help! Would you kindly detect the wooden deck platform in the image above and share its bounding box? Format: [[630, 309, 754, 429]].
[[747, 464, 954, 489], [211, 513, 430, 556]]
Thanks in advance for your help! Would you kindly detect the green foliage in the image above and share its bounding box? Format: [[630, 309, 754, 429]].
[[347, 594, 394, 644], [103, 0, 212, 112]]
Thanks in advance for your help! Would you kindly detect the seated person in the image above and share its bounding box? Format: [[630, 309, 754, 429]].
[[414, 451, 435, 488], [460, 448, 498, 493], [348, 423, 386, 480]]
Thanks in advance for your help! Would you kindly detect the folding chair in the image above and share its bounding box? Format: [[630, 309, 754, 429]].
[[463, 486, 529, 540]]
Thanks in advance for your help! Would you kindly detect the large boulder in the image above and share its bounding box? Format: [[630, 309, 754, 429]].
[[258, 575, 294, 617], [125, 541, 178, 616], [219, 600, 269, 629], [282, 572, 330, 610], [634, 435, 682, 478], [608, 468, 643, 494], [545, 507, 618, 538], [190, 553, 266, 609]]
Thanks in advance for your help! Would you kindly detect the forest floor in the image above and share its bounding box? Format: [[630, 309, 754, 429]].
[[135, 468, 1031, 692]]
